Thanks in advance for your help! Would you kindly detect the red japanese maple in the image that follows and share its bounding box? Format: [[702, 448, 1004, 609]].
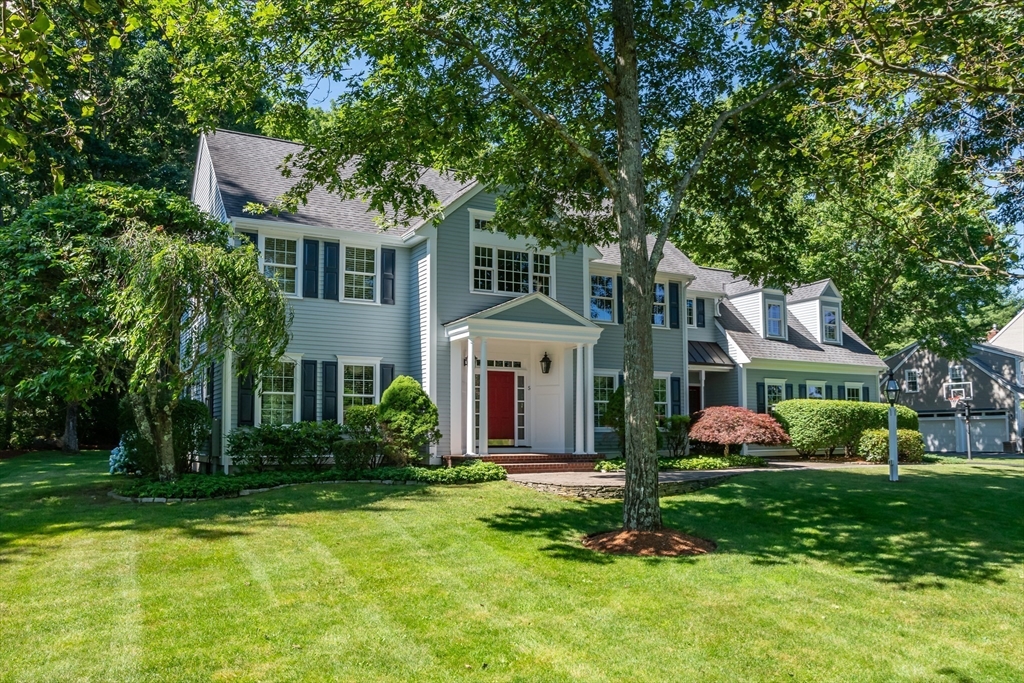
[[689, 406, 790, 456]]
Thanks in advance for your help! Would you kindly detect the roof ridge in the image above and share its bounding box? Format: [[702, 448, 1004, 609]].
[[211, 128, 305, 147]]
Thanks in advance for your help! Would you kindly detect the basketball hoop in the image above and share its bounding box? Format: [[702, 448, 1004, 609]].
[[943, 381, 973, 410]]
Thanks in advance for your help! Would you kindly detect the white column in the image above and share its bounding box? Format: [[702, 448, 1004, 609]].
[[479, 337, 489, 456], [449, 341, 463, 457], [221, 348, 234, 474], [700, 370, 706, 410], [465, 337, 476, 455], [888, 404, 899, 482], [574, 343, 585, 454], [585, 343, 596, 454]]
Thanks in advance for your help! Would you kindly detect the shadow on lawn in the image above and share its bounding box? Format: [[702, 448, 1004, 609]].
[[482, 467, 1024, 587]]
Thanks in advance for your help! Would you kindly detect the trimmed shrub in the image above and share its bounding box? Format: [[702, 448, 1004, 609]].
[[660, 415, 690, 458], [594, 454, 765, 472], [601, 385, 664, 451], [688, 406, 789, 456], [226, 421, 344, 472], [118, 397, 212, 475], [378, 376, 442, 465], [772, 400, 919, 457], [336, 404, 385, 470], [858, 429, 925, 463]]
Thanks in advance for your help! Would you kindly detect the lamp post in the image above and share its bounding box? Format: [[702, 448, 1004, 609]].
[[884, 370, 902, 482]]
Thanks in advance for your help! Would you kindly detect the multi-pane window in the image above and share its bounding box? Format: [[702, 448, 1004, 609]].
[[807, 382, 825, 399], [767, 303, 783, 337], [261, 361, 295, 425], [593, 375, 616, 426], [823, 307, 839, 342], [473, 218, 491, 230], [344, 246, 376, 301], [472, 246, 553, 295], [264, 238, 297, 295], [590, 275, 615, 322], [949, 364, 965, 382], [905, 369, 920, 392], [766, 381, 785, 410], [653, 378, 669, 419], [846, 385, 862, 401], [652, 283, 667, 326], [686, 298, 695, 326], [342, 365, 375, 416]]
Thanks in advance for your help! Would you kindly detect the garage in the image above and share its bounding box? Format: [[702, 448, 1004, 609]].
[[919, 416, 958, 453], [970, 413, 1009, 453]]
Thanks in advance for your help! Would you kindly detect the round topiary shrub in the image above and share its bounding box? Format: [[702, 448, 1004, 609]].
[[378, 376, 442, 465], [857, 428, 925, 463]]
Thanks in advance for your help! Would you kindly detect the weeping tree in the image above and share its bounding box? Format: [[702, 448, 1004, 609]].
[[161, 0, 811, 529]]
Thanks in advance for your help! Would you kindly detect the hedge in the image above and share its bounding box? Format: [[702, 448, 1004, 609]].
[[858, 429, 925, 463], [113, 460, 507, 499], [772, 399, 918, 456], [594, 455, 765, 472]]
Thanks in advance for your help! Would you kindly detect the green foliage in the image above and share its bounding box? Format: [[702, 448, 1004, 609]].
[[601, 385, 664, 451], [337, 404, 385, 469], [377, 376, 442, 465], [113, 460, 506, 499], [772, 400, 919, 457], [227, 421, 344, 473], [660, 415, 690, 459], [858, 429, 925, 464], [118, 396, 211, 475], [594, 455, 766, 472]]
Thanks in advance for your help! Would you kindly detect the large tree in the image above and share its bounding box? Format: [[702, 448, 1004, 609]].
[[160, 0, 809, 530]]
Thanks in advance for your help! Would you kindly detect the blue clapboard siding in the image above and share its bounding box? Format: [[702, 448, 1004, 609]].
[[742, 369, 881, 412]]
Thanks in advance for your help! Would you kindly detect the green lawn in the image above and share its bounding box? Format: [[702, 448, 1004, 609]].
[[1, 453, 1022, 682]]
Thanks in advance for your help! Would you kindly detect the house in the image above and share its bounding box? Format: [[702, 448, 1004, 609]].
[[884, 337, 1024, 454], [988, 308, 1024, 357], [190, 129, 888, 469]]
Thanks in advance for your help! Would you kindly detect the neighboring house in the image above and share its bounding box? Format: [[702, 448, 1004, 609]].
[[988, 308, 1024, 357], [884, 340, 1024, 453], [190, 130, 888, 468]]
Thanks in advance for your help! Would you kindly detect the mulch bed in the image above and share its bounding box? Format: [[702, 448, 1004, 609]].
[[582, 528, 716, 557]]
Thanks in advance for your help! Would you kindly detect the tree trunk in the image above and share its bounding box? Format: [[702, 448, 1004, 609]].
[[154, 408, 176, 481], [1, 390, 13, 449], [613, 0, 661, 531], [61, 401, 80, 453]]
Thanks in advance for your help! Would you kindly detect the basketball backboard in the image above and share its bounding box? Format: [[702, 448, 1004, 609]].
[[943, 381, 973, 408]]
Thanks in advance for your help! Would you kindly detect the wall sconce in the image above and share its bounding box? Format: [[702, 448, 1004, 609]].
[[540, 352, 552, 374]]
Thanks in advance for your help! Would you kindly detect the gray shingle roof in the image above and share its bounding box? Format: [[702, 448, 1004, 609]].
[[687, 266, 737, 294], [787, 280, 832, 303], [593, 237, 700, 278], [718, 299, 886, 368], [204, 129, 472, 234]]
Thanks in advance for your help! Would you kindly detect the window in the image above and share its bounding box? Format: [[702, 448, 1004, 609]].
[[652, 283, 667, 327], [342, 364, 375, 417], [594, 375, 616, 427], [766, 303, 783, 337], [845, 384, 862, 401], [590, 275, 615, 322], [472, 245, 553, 295], [344, 246, 376, 301], [949, 364, 965, 382], [654, 377, 668, 419], [686, 298, 695, 327], [766, 380, 785, 410], [473, 217, 491, 231], [263, 238, 297, 295], [905, 369, 920, 392], [261, 360, 296, 425], [823, 306, 840, 343], [807, 381, 825, 399]]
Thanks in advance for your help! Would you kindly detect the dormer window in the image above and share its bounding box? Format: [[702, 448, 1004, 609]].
[[823, 306, 840, 343], [766, 303, 784, 337]]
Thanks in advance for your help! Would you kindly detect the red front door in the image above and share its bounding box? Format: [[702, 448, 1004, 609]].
[[487, 371, 516, 444]]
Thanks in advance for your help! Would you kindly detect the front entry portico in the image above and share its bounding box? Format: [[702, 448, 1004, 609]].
[[444, 293, 603, 457]]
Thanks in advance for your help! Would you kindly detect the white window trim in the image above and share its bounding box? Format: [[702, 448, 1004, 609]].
[[686, 297, 696, 327], [254, 353, 303, 426], [589, 270, 618, 325], [949, 363, 966, 383], [765, 377, 786, 409], [593, 371, 619, 431], [337, 355, 383, 423], [654, 371, 672, 417], [652, 280, 669, 329], [844, 382, 864, 401], [822, 305, 842, 344], [806, 380, 825, 400], [259, 233, 302, 299], [765, 301, 785, 339], [342, 244, 381, 305], [904, 368, 920, 393], [469, 208, 495, 231], [470, 243, 556, 297]]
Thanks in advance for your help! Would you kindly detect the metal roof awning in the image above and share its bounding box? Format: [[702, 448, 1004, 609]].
[[688, 341, 734, 367]]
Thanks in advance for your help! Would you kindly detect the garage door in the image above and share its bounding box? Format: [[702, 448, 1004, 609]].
[[970, 414, 1008, 453], [920, 417, 958, 453]]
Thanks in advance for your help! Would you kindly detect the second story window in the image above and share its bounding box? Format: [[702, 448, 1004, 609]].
[[652, 283, 667, 326], [344, 247, 376, 301], [905, 369, 920, 392], [472, 245, 552, 295], [264, 238, 297, 295], [823, 306, 840, 342], [532, 254, 551, 295], [686, 298, 695, 326], [767, 303, 783, 337], [949, 364, 965, 382], [590, 275, 615, 322]]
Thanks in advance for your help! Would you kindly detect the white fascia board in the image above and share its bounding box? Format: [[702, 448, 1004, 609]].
[[230, 216, 408, 246], [886, 343, 921, 371], [746, 359, 888, 375], [444, 319, 603, 345]]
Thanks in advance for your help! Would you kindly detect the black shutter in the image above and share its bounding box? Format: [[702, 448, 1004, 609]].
[[756, 382, 766, 413], [785, 383, 794, 400], [670, 376, 682, 416], [380, 364, 396, 395], [381, 248, 396, 305], [618, 372, 624, 388], [696, 298, 706, 327], [862, 387, 870, 402], [616, 276, 624, 324], [838, 386, 846, 400], [322, 361, 338, 422], [301, 360, 317, 421], [799, 384, 807, 399], [239, 231, 258, 246], [303, 239, 319, 298], [825, 385, 833, 399], [323, 242, 340, 300], [206, 363, 215, 410], [669, 282, 680, 329], [238, 373, 255, 427]]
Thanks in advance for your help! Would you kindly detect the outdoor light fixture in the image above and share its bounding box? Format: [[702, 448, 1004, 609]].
[[884, 370, 901, 406], [884, 369, 900, 482], [539, 352, 552, 374]]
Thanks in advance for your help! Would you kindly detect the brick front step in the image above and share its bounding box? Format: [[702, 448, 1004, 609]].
[[499, 462, 598, 474], [480, 454, 600, 465]]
